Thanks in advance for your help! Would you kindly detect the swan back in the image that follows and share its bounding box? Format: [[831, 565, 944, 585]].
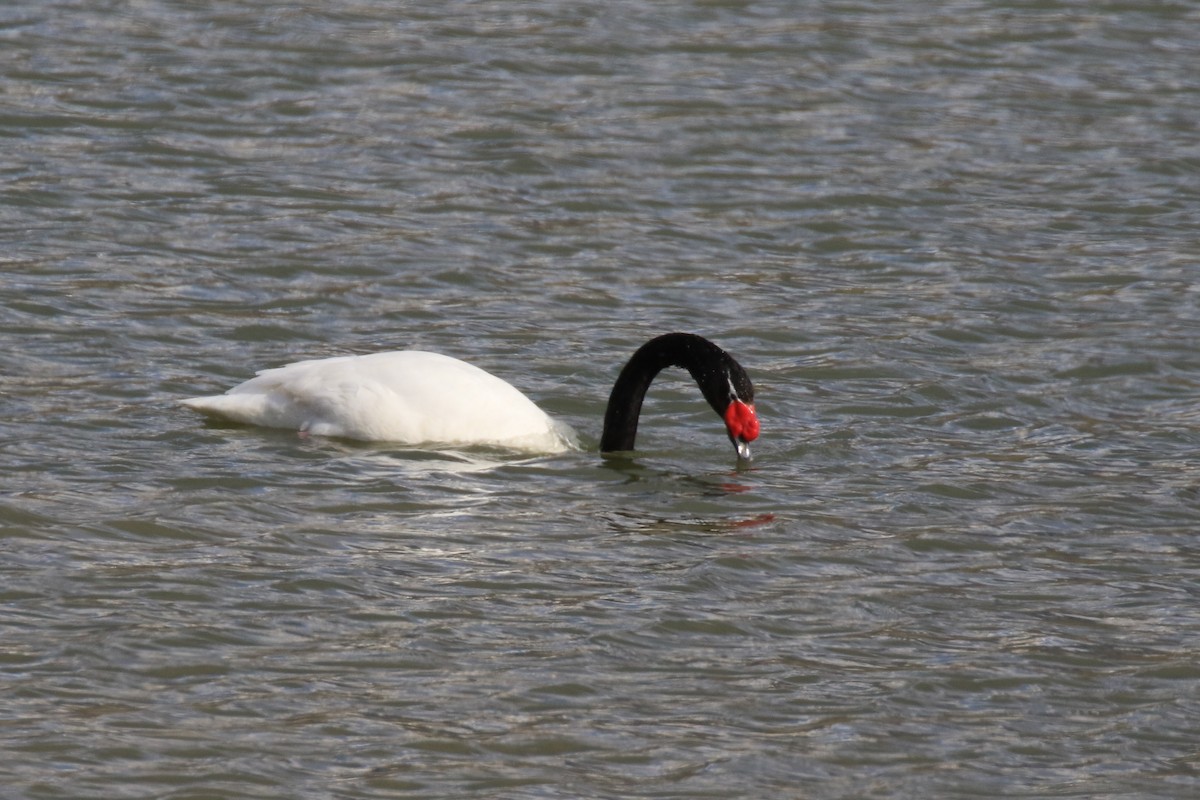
[[181, 351, 579, 453]]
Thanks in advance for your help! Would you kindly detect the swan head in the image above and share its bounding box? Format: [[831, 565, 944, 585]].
[[724, 398, 759, 462], [720, 363, 759, 461]]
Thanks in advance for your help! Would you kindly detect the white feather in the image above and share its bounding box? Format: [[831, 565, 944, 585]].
[[180, 351, 580, 454]]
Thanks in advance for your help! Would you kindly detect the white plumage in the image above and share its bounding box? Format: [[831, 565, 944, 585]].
[[180, 351, 580, 454]]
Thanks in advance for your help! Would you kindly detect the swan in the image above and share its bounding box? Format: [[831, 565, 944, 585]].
[[180, 332, 759, 459]]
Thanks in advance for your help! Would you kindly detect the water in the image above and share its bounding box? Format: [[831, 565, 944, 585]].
[[3, 1, 1199, 797]]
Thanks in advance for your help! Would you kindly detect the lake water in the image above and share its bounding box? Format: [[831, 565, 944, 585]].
[[3, 2, 1199, 798]]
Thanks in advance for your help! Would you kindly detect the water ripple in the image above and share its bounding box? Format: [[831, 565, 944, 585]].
[[3, 1, 1200, 797]]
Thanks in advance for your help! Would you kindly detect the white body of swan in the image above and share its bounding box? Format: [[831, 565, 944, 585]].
[[180, 351, 581, 454]]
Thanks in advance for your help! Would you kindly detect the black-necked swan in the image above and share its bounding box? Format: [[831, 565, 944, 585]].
[[181, 332, 759, 459]]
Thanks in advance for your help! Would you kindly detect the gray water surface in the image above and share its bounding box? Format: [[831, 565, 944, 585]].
[[3, 2, 1200, 798]]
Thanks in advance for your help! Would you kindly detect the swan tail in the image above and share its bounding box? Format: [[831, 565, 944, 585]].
[[179, 394, 291, 428]]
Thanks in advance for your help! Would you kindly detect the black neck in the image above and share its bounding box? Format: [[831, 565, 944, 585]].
[[599, 333, 752, 453]]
